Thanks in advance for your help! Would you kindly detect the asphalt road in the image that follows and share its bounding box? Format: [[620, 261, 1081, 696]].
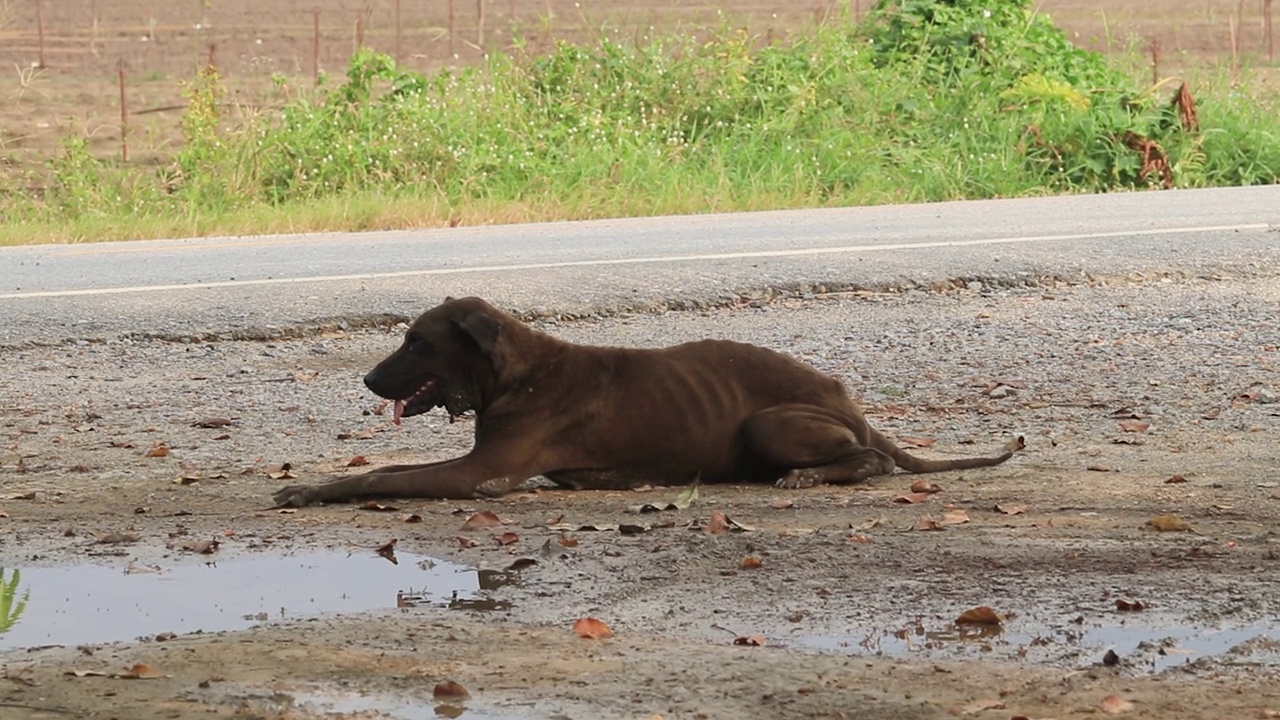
[[1, 185, 1277, 346]]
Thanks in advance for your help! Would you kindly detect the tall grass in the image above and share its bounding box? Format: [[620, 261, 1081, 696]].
[[3, 0, 1278, 245]]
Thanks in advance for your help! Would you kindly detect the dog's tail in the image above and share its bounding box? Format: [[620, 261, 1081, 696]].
[[873, 432, 1024, 474]]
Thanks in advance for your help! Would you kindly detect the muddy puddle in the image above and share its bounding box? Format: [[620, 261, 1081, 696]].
[[280, 686, 538, 720], [801, 617, 1280, 673], [0, 550, 514, 651]]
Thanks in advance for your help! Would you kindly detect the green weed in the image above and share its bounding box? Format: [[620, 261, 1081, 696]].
[[2, 0, 1277, 245]]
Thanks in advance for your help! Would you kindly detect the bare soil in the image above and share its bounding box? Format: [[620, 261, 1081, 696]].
[[3, 275, 1280, 719], [1, 0, 1277, 178]]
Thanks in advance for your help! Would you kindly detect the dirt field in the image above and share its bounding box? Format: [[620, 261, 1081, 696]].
[[0, 1, 1277, 177], [3, 274, 1280, 719]]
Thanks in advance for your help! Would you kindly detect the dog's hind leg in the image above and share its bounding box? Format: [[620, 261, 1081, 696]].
[[741, 404, 896, 489]]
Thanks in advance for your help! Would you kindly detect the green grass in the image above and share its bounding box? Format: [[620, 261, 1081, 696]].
[[3, 0, 1278, 246]]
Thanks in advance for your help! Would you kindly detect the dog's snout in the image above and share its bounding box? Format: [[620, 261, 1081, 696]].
[[363, 369, 381, 392]]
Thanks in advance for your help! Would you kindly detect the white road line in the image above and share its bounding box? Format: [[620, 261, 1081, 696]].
[[0, 223, 1266, 300]]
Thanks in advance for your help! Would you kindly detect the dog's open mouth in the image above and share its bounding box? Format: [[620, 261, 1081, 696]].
[[392, 378, 443, 425]]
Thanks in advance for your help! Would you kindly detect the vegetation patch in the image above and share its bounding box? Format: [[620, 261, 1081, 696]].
[[4, 0, 1277, 244]]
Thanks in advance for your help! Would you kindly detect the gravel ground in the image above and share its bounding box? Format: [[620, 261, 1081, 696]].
[[2, 274, 1280, 720]]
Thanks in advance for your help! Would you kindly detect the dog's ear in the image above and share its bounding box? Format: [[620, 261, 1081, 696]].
[[454, 310, 500, 355]]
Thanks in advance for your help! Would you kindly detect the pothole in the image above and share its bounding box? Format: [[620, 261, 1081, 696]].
[[0, 550, 514, 651]]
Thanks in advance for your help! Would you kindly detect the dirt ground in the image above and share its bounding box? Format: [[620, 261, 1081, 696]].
[[1, 0, 1277, 177], [2, 274, 1280, 719]]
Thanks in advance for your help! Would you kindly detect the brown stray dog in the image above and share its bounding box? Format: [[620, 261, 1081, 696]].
[[273, 297, 1021, 506]]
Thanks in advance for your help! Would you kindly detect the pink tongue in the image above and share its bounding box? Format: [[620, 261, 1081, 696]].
[[392, 400, 405, 426]]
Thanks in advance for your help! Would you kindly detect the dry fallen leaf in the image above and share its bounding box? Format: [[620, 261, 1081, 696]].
[[346, 455, 371, 467], [899, 436, 936, 448], [910, 480, 943, 494], [572, 617, 613, 639], [460, 510, 503, 530], [847, 533, 871, 543], [995, 502, 1028, 515], [558, 534, 579, 548], [740, 556, 763, 570], [914, 516, 943, 531], [704, 510, 729, 535], [433, 680, 470, 700], [940, 509, 970, 526], [955, 606, 1004, 626], [494, 531, 519, 546], [1146, 514, 1191, 532], [1118, 419, 1150, 433], [145, 445, 170, 458], [1164, 474, 1187, 484], [1115, 599, 1146, 612], [372, 400, 390, 416], [402, 513, 423, 524], [120, 663, 168, 679], [359, 501, 399, 512], [1098, 694, 1134, 714], [769, 498, 795, 510], [732, 635, 766, 646], [895, 492, 932, 505], [457, 536, 479, 548], [66, 669, 108, 677]]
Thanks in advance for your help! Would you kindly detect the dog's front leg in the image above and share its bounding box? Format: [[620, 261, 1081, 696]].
[[272, 455, 528, 506]]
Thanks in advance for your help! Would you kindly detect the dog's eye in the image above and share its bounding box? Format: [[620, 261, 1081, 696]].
[[405, 331, 424, 347]]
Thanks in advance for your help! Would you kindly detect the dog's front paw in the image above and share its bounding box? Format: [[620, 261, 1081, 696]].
[[776, 468, 823, 489], [273, 484, 326, 508]]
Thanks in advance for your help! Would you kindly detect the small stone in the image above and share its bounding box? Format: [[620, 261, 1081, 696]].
[[1255, 388, 1278, 404], [966, 281, 984, 292]]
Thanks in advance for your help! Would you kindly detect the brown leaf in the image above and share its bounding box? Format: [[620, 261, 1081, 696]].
[[847, 533, 871, 543], [346, 455, 371, 467], [1146, 514, 1191, 532], [359, 501, 399, 512], [276, 508, 296, 515], [940, 509, 970, 526], [66, 669, 108, 677], [267, 467, 296, 480], [910, 480, 943, 494], [1115, 599, 1146, 612], [372, 400, 390, 416], [494, 531, 519, 546], [955, 606, 1004, 626], [402, 514, 423, 524], [1201, 408, 1220, 420], [732, 635, 766, 646], [1086, 465, 1111, 472], [895, 492, 932, 504], [376, 538, 398, 563], [914, 516, 943, 531], [995, 502, 1028, 515], [572, 617, 613, 639], [457, 536, 479, 548], [433, 680, 470, 700], [769, 498, 795, 509], [182, 539, 220, 555], [704, 510, 729, 535], [1118, 419, 1150, 433], [292, 371, 320, 383], [1098, 694, 1134, 714], [1164, 475, 1187, 484], [173, 474, 201, 486], [145, 445, 170, 458], [460, 510, 502, 530], [558, 535, 580, 548], [191, 417, 233, 429], [740, 556, 763, 570], [900, 436, 936, 448], [120, 663, 168, 679]]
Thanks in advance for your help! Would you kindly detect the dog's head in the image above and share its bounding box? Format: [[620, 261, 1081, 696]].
[[364, 297, 509, 423]]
